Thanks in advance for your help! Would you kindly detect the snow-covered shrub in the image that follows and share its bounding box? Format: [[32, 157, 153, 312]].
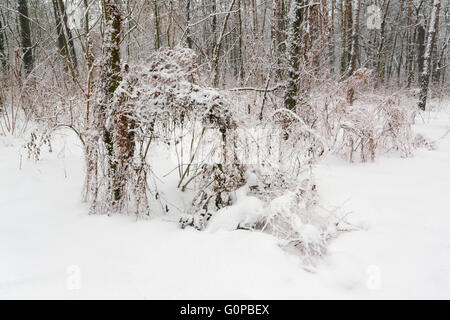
[[337, 94, 416, 162], [412, 133, 437, 150], [378, 95, 416, 157], [297, 69, 418, 163], [122, 47, 234, 129], [24, 130, 52, 161], [0, 61, 30, 136], [178, 66, 424, 259], [245, 167, 330, 257], [84, 47, 243, 216], [178, 84, 337, 259], [190, 163, 339, 260], [180, 162, 247, 230], [343, 68, 373, 106]]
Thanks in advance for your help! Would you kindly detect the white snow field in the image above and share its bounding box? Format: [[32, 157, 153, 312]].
[[1, 104, 449, 299]]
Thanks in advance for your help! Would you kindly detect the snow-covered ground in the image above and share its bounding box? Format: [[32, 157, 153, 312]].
[[1, 104, 449, 299]]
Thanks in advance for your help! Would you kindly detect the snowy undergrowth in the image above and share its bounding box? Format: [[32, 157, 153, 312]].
[[1, 45, 448, 293], [3, 50, 433, 266], [1, 99, 449, 299]]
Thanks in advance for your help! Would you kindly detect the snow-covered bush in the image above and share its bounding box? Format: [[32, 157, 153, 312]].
[[0, 60, 30, 136], [176, 78, 335, 258], [83, 47, 242, 216], [176, 65, 425, 259], [24, 129, 52, 161], [122, 47, 234, 129], [180, 162, 247, 230], [298, 69, 418, 163], [336, 94, 416, 162], [246, 167, 330, 258], [186, 162, 339, 260]]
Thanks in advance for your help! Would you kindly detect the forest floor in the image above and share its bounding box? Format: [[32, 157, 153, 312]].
[[1, 100, 449, 299]]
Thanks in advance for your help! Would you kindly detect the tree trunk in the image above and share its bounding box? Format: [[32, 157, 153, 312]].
[[329, 0, 336, 73], [347, 0, 360, 76], [340, 0, 352, 74], [375, 0, 390, 87], [185, 0, 193, 49], [213, 0, 236, 88], [252, 0, 258, 35], [238, 0, 245, 82], [212, 0, 217, 59], [273, 0, 286, 79], [284, 0, 305, 110], [86, 0, 137, 212], [406, 0, 414, 87], [56, 0, 78, 70], [0, 19, 6, 69], [18, 0, 33, 76], [154, 0, 161, 49], [418, 0, 441, 111], [416, 24, 426, 81], [52, 0, 66, 60], [103, 0, 130, 204], [386, 1, 404, 84], [434, 36, 448, 86]]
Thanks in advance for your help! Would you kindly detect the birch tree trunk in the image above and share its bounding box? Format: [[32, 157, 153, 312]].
[[418, 0, 441, 111], [347, 0, 360, 76], [345, 0, 360, 105]]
